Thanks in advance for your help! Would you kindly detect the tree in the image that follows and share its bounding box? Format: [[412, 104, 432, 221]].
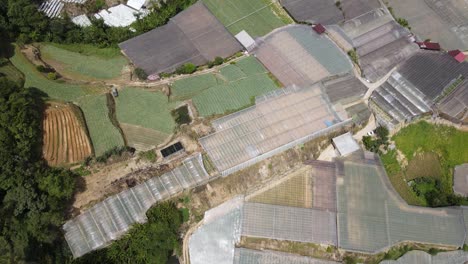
[[175, 63, 197, 74], [134, 68, 148, 80], [213, 56, 223, 66], [0, 78, 76, 262]]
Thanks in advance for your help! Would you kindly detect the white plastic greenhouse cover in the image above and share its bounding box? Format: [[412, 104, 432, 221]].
[[64, 153, 210, 258]]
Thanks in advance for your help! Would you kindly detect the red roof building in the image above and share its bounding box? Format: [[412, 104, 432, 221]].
[[313, 24, 326, 34], [415, 42, 441, 51], [448, 50, 466, 63]]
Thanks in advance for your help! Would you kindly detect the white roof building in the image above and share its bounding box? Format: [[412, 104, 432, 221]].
[[71, 14, 92, 27], [332, 132, 360, 156], [127, 0, 146, 10], [235, 30, 256, 51], [95, 4, 147, 27]]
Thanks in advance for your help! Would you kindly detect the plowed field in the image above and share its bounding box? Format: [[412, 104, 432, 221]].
[[43, 104, 92, 166]]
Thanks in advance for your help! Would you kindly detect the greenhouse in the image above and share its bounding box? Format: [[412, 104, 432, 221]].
[[234, 248, 340, 264], [380, 250, 468, 264], [322, 74, 367, 105], [200, 84, 351, 176], [64, 154, 209, 258]]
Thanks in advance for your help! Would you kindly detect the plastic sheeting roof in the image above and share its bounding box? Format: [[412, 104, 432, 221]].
[[72, 14, 92, 27], [380, 250, 468, 264], [95, 4, 145, 27], [64, 154, 210, 258], [235, 30, 256, 51], [127, 0, 146, 10], [332, 132, 360, 156], [234, 248, 340, 264]]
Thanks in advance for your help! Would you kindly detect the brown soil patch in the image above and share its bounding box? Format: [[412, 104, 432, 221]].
[[42, 103, 92, 166]]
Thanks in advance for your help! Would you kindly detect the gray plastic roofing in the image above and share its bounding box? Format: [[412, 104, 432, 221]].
[[454, 164, 468, 196], [254, 25, 353, 87], [64, 154, 209, 258], [200, 84, 351, 176], [322, 74, 367, 105], [234, 248, 340, 264], [387, 0, 468, 51], [281, 0, 343, 25], [437, 80, 468, 124], [336, 153, 466, 253], [341, 0, 382, 20], [380, 250, 468, 264], [119, 1, 241, 75], [341, 8, 419, 82]]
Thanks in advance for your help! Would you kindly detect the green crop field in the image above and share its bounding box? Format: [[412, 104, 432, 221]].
[[115, 88, 177, 135], [202, 0, 286, 37], [40, 43, 127, 80], [171, 57, 278, 117], [78, 95, 125, 156], [381, 121, 468, 206], [10, 47, 101, 101]]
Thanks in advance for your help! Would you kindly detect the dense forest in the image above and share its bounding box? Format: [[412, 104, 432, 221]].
[[0, 0, 196, 47], [0, 78, 76, 263]]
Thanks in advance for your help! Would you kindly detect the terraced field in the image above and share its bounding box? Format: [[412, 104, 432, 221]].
[[78, 95, 125, 156], [40, 43, 127, 80], [42, 103, 92, 166], [10, 46, 102, 102], [172, 56, 279, 117]]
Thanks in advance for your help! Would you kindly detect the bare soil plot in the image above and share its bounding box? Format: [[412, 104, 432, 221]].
[[42, 103, 92, 166], [120, 123, 171, 151]]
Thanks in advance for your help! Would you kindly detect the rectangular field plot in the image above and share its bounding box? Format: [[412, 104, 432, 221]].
[[120, 123, 169, 151], [172, 57, 278, 117], [202, 0, 286, 37], [116, 88, 177, 134], [78, 95, 124, 156]]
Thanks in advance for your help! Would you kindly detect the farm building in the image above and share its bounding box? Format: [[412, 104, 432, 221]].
[[281, 0, 343, 25], [119, 1, 241, 75], [94, 4, 148, 27], [453, 164, 468, 197], [341, 8, 419, 82], [253, 25, 353, 87], [387, 0, 468, 51], [436, 80, 468, 124], [63, 154, 210, 258], [370, 51, 468, 129], [235, 30, 256, 51], [71, 14, 92, 27], [201, 84, 352, 176], [341, 0, 382, 20], [332, 132, 360, 156]]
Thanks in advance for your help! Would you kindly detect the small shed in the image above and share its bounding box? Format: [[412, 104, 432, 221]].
[[161, 142, 184, 158], [453, 164, 468, 196], [448, 50, 465, 63], [313, 24, 326, 34], [415, 42, 441, 51], [111, 87, 118, 97], [332, 132, 360, 156], [235, 30, 256, 51]]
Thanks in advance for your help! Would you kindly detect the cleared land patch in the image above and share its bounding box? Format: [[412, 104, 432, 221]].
[[202, 0, 286, 37], [40, 43, 127, 80], [171, 57, 278, 117], [78, 95, 124, 156], [42, 103, 92, 166], [115, 88, 177, 149], [10, 46, 102, 102]]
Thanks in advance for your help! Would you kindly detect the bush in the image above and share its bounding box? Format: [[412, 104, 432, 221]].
[[348, 49, 358, 64], [96, 146, 134, 163], [213, 56, 224, 65], [175, 63, 197, 74], [171, 105, 191, 125], [0, 58, 8, 66], [138, 150, 157, 162], [47, 72, 57, 80], [343, 256, 357, 264], [397, 18, 410, 29], [134, 67, 148, 80], [36, 65, 54, 73]]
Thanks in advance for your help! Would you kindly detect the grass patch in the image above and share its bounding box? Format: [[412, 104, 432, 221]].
[[10, 46, 101, 101], [0, 61, 24, 86], [202, 0, 286, 37], [179, 208, 190, 222], [115, 88, 177, 134], [381, 121, 468, 206], [42, 43, 123, 59], [40, 43, 127, 80], [78, 95, 125, 156], [172, 57, 278, 117], [138, 150, 157, 162]]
